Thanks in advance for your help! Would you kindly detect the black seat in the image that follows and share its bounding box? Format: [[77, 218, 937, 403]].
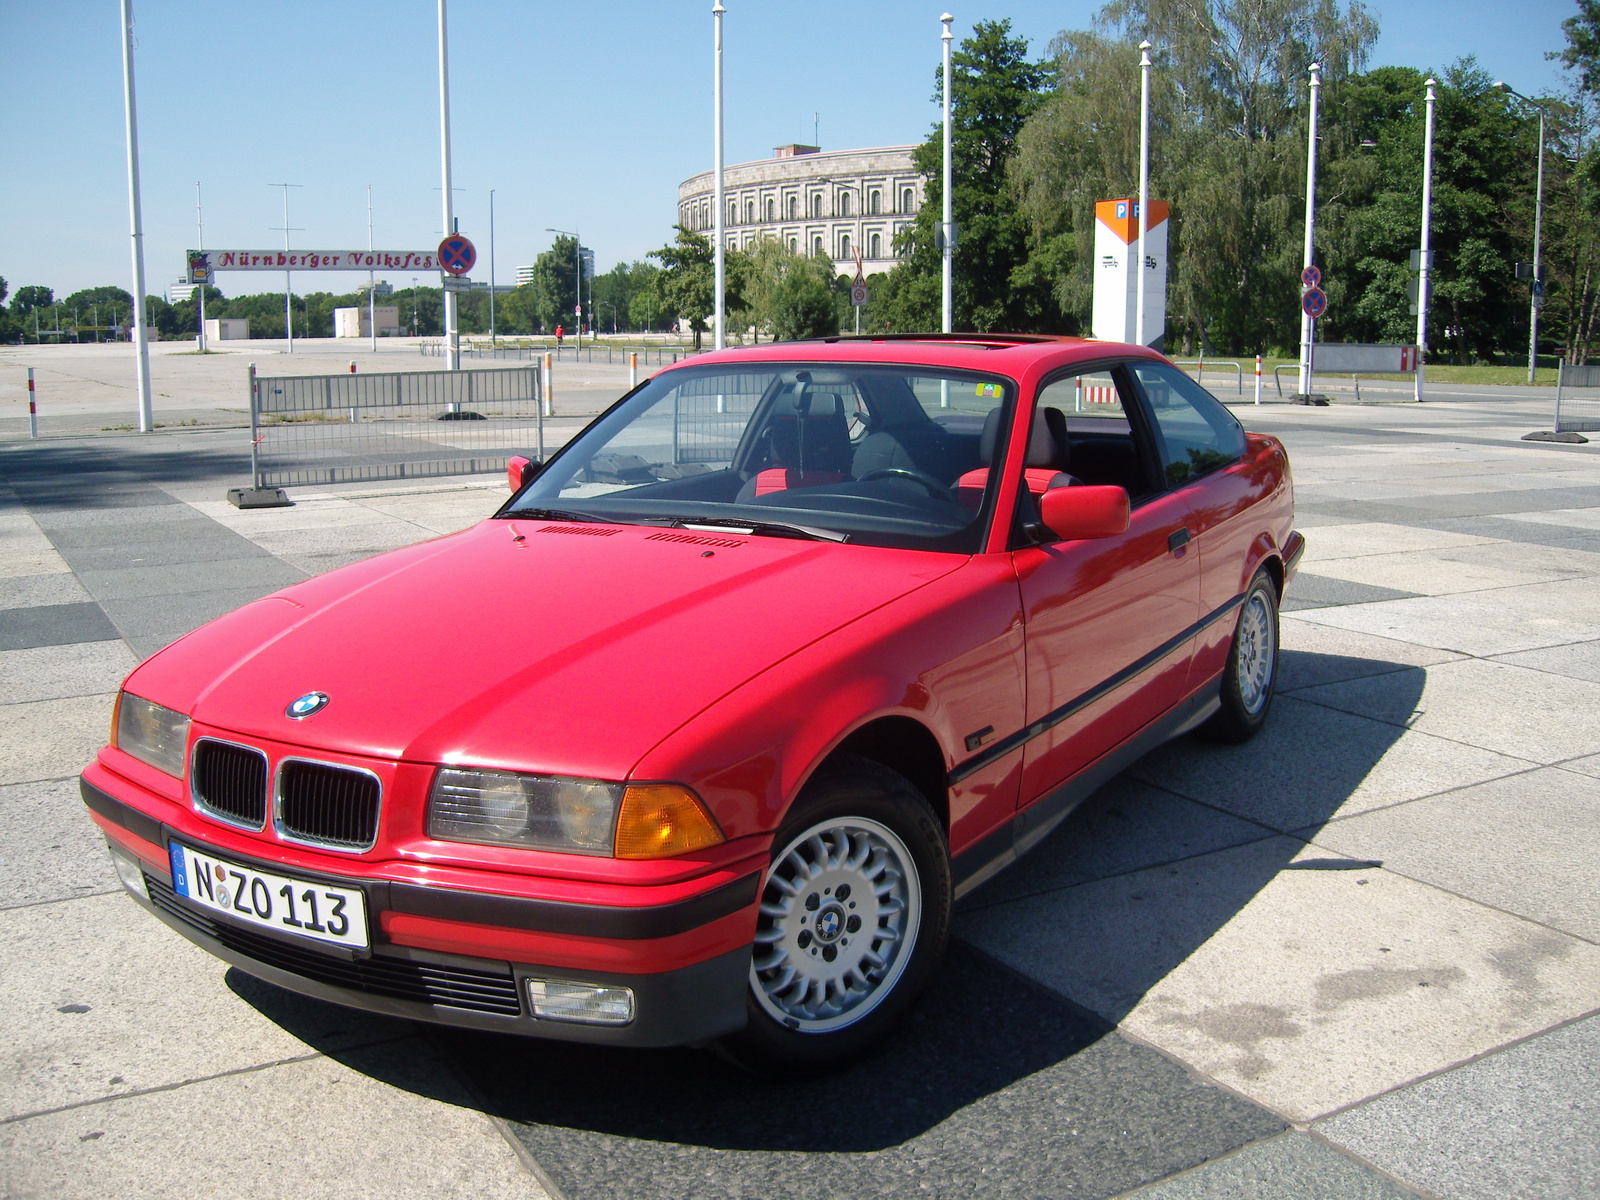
[[736, 391, 854, 502]]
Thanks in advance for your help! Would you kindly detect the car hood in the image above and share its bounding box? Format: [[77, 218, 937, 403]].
[[129, 518, 961, 779]]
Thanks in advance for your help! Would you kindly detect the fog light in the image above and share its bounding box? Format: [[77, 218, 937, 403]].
[[525, 977, 635, 1026], [107, 845, 149, 902]]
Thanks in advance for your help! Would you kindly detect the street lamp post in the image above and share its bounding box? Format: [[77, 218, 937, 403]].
[[1416, 79, 1437, 403], [367, 184, 377, 354], [269, 182, 303, 352], [712, 2, 726, 350], [1297, 62, 1322, 398], [1497, 82, 1546, 384], [437, 0, 460, 370], [118, 0, 153, 431], [489, 188, 497, 346], [1136, 39, 1152, 347], [940, 12, 954, 334]]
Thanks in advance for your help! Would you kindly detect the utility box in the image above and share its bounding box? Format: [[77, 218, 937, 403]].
[[333, 306, 401, 338], [204, 318, 250, 341], [1092, 198, 1169, 350]]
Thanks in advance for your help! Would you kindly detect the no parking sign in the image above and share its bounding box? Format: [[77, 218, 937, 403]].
[[437, 234, 477, 276]]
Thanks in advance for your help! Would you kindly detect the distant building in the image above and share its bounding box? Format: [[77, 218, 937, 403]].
[[677, 144, 924, 275], [204, 318, 250, 341], [333, 306, 402, 338], [167, 283, 198, 304], [515, 265, 535, 288]]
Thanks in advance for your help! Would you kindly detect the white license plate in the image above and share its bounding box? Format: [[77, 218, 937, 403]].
[[168, 842, 369, 951]]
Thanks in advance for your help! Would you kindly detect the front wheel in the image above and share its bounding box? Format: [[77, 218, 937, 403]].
[[1202, 567, 1279, 743], [718, 756, 950, 1074]]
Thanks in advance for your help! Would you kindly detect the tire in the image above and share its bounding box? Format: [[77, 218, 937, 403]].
[[1202, 567, 1280, 743], [717, 755, 951, 1074]]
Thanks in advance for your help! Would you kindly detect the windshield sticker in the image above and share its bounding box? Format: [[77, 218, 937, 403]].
[[975, 383, 1002, 397]]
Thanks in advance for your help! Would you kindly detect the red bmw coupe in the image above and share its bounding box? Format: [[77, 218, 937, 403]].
[[82, 334, 1300, 1071]]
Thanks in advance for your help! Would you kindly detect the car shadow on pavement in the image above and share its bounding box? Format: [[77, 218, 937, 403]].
[[228, 647, 1420, 1194]]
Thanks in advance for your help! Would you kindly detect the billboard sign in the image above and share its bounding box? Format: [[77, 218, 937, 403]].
[[204, 250, 445, 271]]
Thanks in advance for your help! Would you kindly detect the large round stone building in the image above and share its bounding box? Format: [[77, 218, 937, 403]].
[[677, 144, 925, 276]]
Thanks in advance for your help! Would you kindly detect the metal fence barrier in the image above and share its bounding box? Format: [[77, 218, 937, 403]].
[[1554, 363, 1600, 432], [420, 342, 700, 367], [1173, 359, 1243, 394], [248, 364, 545, 489]]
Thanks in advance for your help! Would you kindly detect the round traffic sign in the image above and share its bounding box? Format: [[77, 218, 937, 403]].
[[1301, 286, 1328, 319], [850, 283, 869, 306], [437, 234, 477, 276], [1301, 265, 1321, 289]]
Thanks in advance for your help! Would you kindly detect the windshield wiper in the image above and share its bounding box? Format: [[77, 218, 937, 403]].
[[500, 507, 613, 524], [669, 516, 848, 543]]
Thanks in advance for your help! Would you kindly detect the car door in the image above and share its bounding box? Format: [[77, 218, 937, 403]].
[[1013, 364, 1201, 808], [1123, 361, 1255, 689]]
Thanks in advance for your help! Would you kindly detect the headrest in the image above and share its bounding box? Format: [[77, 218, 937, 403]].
[[979, 406, 1069, 470]]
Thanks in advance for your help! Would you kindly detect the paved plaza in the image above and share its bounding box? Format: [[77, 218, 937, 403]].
[[0, 353, 1596, 1198]]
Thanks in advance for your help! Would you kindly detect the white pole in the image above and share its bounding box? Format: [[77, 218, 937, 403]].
[[1137, 40, 1152, 347], [713, 2, 726, 350], [1415, 78, 1436, 403], [1255, 353, 1262, 404], [1530, 106, 1545, 385], [489, 188, 497, 346], [438, 0, 459, 370], [195, 181, 207, 353], [1297, 63, 1322, 397], [940, 13, 954, 334], [368, 184, 377, 353], [119, 0, 153, 431]]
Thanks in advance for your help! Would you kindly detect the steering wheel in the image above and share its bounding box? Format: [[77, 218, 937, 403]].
[[859, 468, 952, 500]]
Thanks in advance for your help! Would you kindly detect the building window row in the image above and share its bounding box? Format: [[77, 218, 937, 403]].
[[684, 182, 921, 232]]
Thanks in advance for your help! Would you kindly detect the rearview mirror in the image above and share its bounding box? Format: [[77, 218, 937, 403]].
[[507, 456, 542, 493], [1037, 484, 1129, 541]]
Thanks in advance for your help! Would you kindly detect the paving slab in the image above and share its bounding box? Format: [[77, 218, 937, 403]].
[[243, 521, 438, 559], [97, 586, 292, 642], [1490, 638, 1600, 685], [1277, 619, 1464, 692], [1295, 657, 1600, 764], [452, 942, 1284, 1200], [0, 549, 73, 579], [1304, 548, 1574, 596], [0, 1038, 549, 1200], [0, 572, 91, 609], [0, 778, 120, 910], [1128, 695, 1532, 831], [1280, 574, 1422, 612], [1289, 590, 1600, 657], [0, 693, 117, 786], [0, 601, 120, 651], [1500, 506, 1600, 531], [1558, 753, 1600, 779], [1317, 1014, 1600, 1200], [1311, 767, 1600, 942], [1300, 522, 1503, 562], [1119, 1132, 1418, 1199], [0, 891, 414, 1120], [957, 839, 1600, 1122], [74, 555, 304, 601]]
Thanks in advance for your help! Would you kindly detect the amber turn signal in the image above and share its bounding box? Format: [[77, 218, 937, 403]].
[[612, 784, 725, 859]]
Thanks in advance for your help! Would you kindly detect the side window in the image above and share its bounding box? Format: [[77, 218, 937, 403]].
[[1033, 369, 1152, 498], [1129, 362, 1247, 487], [1037, 369, 1127, 422]]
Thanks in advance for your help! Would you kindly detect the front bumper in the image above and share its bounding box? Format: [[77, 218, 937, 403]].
[[85, 776, 754, 1047]]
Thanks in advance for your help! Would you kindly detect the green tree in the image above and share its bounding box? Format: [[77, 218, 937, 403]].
[[883, 19, 1053, 332], [650, 225, 716, 346], [527, 235, 581, 333], [768, 251, 840, 340], [10, 285, 52, 315]]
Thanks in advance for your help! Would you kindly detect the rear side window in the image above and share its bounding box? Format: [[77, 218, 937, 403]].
[[1129, 362, 1247, 486]]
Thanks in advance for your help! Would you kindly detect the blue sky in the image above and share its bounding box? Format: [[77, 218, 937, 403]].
[[0, 0, 1581, 299]]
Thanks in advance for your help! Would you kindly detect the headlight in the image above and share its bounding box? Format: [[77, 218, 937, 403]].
[[429, 769, 622, 854], [114, 692, 191, 778], [428, 770, 725, 858]]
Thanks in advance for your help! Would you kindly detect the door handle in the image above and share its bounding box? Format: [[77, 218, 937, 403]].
[[1168, 528, 1191, 553]]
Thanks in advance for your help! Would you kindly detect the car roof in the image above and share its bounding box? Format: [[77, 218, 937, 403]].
[[671, 334, 1169, 378]]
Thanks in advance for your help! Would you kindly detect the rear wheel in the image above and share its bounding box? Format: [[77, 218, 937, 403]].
[[1203, 567, 1279, 743], [719, 755, 950, 1073]]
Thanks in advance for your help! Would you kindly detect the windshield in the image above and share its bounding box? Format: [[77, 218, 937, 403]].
[[503, 362, 1015, 552]]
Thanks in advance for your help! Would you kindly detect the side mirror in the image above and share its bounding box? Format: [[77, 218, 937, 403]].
[[507, 455, 542, 492], [1037, 484, 1129, 541]]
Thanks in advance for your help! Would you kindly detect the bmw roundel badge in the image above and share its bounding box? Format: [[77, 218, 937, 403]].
[[286, 692, 330, 719]]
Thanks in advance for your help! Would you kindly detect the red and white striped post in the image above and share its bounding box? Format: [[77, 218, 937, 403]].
[[349, 360, 356, 373], [1254, 354, 1262, 405], [628, 351, 638, 390], [28, 368, 38, 438]]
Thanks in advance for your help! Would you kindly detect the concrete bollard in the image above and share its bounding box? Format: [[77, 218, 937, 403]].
[[1255, 354, 1262, 405], [542, 351, 554, 417], [629, 351, 638, 391], [28, 367, 38, 439]]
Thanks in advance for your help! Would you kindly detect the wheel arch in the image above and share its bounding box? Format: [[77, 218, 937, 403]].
[[815, 716, 950, 836]]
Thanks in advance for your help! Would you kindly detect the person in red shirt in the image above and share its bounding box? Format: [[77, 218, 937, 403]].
[[554, 324, 564, 348]]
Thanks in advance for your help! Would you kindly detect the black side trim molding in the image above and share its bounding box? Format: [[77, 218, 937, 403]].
[[81, 776, 164, 847], [947, 592, 1246, 785], [387, 871, 761, 941]]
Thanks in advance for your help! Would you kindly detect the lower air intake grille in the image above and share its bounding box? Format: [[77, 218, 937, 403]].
[[192, 740, 268, 828], [278, 760, 381, 850], [146, 875, 522, 1016]]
